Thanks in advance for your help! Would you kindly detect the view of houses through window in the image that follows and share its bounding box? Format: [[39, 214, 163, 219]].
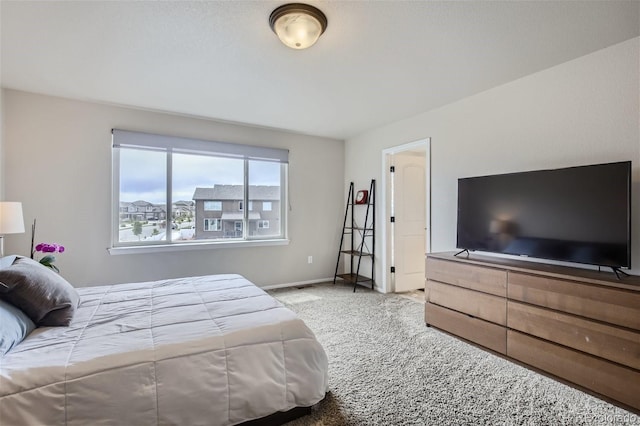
[[114, 130, 287, 246], [118, 183, 281, 242]]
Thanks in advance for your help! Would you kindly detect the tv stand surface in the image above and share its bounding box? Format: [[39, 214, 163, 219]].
[[425, 252, 640, 413]]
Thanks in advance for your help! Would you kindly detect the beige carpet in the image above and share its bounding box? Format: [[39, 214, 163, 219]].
[[269, 283, 638, 425]]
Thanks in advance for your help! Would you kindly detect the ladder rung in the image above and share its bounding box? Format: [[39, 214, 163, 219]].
[[336, 273, 373, 284], [340, 250, 373, 257]]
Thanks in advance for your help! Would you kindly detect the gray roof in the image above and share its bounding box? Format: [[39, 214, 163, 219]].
[[132, 200, 154, 207], [193, 185, 280, 201], [120, 200, 193, 209]]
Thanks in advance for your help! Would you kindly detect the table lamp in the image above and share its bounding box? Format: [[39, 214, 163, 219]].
[[0, 202, 25, 257]]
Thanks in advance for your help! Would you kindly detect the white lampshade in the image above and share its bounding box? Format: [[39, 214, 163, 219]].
[[0, 202, 25, 234], [269, 4, 327, 50]]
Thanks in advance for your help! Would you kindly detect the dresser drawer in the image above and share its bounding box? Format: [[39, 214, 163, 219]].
[[508, 272, 640, 330], [426, 257, 507, 297], [426, 280, 506, 325], [508, 301, 640, 370], [508, 330, 640, 411], [426, 302, 506, 354]]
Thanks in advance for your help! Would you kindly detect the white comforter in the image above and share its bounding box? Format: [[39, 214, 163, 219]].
[[0, 274, 328, 425]]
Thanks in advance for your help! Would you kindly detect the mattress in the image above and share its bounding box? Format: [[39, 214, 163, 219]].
[[0, 274, 329, 425]]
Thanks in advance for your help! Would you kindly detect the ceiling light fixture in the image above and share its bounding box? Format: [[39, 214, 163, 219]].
[[269, 3, 327, 50]]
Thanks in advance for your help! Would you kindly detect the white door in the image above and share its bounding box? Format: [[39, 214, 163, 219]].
[[392, 151, 426, 292]]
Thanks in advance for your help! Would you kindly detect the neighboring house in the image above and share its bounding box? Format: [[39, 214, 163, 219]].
[[192, 185, 280, 240], [119, 200, 161, 221], [119, 200, 193, 222], [151, 205, 167, 221], [173, 200, 195, 218]]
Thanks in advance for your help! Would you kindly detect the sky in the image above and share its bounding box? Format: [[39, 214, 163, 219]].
[[119, 149, 282, 204]]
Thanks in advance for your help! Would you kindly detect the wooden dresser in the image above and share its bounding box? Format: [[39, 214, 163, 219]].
[[425, 252, 640, 413]]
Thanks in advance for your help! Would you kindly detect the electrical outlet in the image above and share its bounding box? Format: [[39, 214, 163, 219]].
[[307, 256, 313, 264]]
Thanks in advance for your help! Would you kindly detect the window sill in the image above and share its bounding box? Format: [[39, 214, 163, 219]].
[[108, 239, 289, 255]]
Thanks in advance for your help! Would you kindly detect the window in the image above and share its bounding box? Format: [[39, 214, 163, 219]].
[[112, 129, 288, 249], [204, 201, 222, 211], [116, 149, 167, 243], [249, 162, 280, 237], [204, 218, 222, 231]]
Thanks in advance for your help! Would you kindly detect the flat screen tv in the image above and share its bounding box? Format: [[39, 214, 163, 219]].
[[456, 161, 631, 270]]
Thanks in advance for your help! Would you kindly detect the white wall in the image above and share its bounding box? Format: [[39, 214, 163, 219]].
[[346, 37, 640, 283], [0, 90, 4, 198], [2, 90, 344, 287]]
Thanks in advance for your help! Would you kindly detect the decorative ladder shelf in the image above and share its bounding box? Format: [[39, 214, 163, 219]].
[[333, 179, 375, 292]]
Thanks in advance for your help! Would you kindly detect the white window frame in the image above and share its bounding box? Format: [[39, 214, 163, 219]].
[[204, 218, 222, 231], [204, 201, 222, 211], [110, 129, 289, 254], [263, 201, 272, 211], [258, 220, 270, 229]]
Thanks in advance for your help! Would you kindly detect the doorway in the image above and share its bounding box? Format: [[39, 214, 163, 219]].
[[381, 139, 430, 293]]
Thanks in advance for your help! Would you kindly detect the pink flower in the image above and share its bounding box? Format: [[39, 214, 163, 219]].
[[36, 243, 66, 253]]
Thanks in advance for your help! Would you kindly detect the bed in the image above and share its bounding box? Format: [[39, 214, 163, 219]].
[[0, 270, 329, 425]]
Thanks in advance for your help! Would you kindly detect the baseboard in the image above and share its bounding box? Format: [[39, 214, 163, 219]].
[[262, 277, 334, 290]]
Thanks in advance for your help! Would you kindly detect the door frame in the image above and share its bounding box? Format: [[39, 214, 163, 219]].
[[380, 138, 431, 293]]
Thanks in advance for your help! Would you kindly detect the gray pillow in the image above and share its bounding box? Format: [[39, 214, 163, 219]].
[[0, 298, 36, 355], [0, 256, 79, 326]]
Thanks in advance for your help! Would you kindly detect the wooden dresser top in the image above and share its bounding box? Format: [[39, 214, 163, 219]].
[[428, 252, 640, 292]]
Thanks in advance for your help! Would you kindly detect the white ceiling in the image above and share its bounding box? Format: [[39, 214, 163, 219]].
[[1, 1, 638, 140]]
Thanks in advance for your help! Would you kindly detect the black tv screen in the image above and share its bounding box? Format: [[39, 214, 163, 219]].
[[456, 161, 631, 268]]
